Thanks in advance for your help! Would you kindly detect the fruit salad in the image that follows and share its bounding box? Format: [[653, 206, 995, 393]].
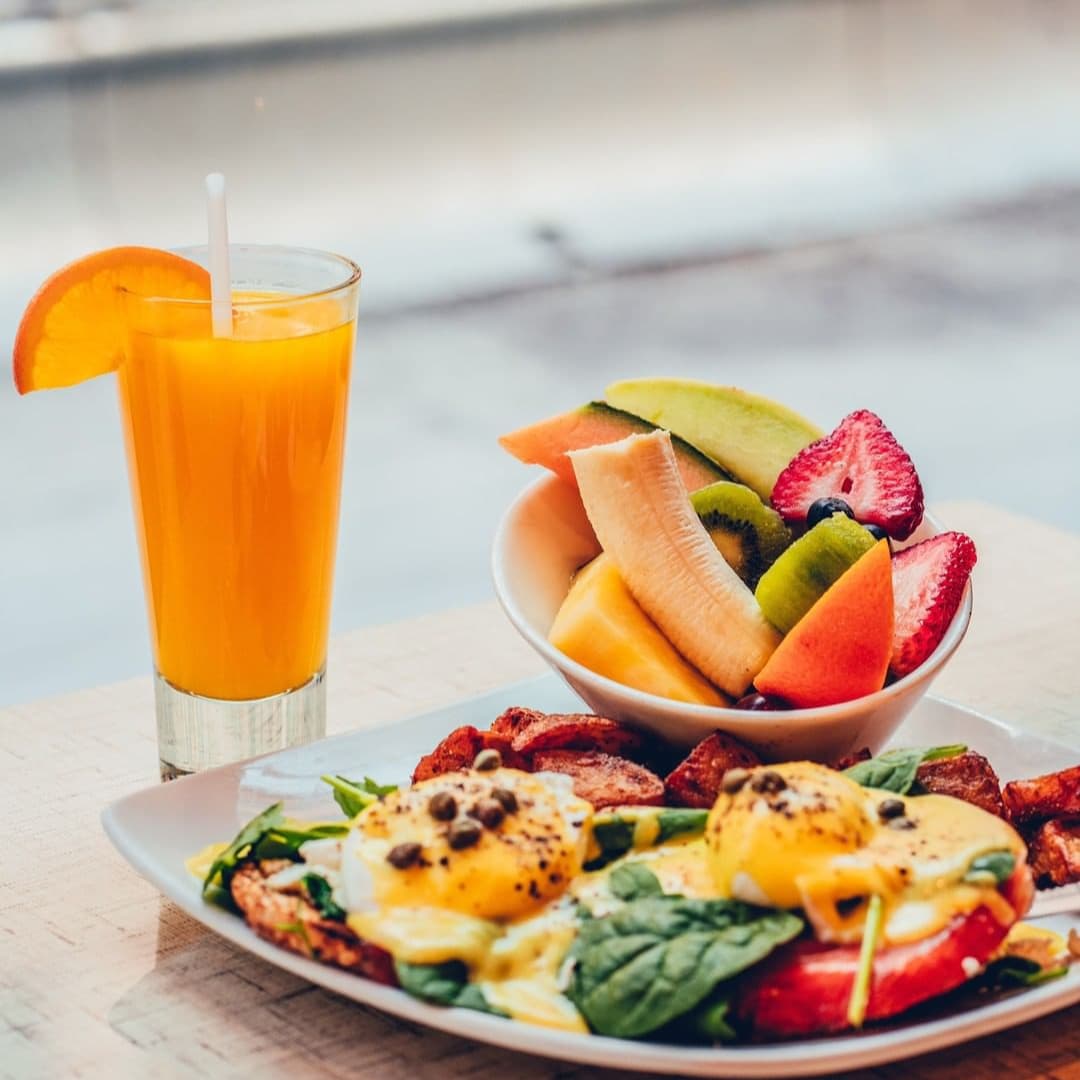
[[500, 378, 977, 710]]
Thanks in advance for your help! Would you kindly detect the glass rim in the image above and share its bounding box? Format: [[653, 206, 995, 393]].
[[119, 243, 362, 308]]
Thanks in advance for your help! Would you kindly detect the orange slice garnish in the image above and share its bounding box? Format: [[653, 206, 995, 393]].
[[12, 246, 211, 394]]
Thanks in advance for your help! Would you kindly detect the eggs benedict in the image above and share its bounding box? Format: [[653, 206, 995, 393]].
[[704, 762, 1035, 1036], [706, 761, 1027, 947]]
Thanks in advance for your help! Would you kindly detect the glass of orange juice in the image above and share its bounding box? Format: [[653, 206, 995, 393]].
[[118, 245, 360, 778]]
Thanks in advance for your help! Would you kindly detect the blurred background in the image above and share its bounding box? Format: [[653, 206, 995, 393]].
[[2, 0, 1080, 706]]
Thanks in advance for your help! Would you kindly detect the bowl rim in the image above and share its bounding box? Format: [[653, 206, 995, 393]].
[[491, 473, 973, 729]]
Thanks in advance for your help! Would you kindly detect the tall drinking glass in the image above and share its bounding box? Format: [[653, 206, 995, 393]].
[[118, 246, 360, 779]]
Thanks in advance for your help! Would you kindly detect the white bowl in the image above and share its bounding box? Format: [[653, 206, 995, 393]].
[[491, 473, 973, 762]]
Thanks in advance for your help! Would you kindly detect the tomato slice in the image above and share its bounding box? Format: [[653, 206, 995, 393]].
[[734, 863, 1034, 1037]]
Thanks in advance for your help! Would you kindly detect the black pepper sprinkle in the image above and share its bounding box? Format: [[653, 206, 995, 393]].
[[473, 748, 502, 771], [491, 787, 518, 814], [877, 798, 906, 821], [721, 768, 751, 795], [448, 818, 482, 849], [428, 791, 457, 821], [888, 816, 917, 831], [386, 842, 422, 869], [751, 770, 787, 795]]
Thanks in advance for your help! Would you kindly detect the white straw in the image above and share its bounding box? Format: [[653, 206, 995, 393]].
[[205, 172, 232, 338]]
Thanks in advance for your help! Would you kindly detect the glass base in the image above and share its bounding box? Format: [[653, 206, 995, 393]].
[[155, 668, 326, 780]]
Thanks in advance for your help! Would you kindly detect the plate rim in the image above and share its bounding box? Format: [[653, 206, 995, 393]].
[[101, 675, 1080, 1078]]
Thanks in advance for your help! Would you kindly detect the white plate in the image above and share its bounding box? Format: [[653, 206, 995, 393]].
[[102, 675, 1080, 1079]]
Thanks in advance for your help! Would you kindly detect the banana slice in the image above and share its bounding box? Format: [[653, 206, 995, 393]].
[[569, 431, 781, 697]]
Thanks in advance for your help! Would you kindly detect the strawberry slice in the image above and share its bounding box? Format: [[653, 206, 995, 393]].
[[891, 531, 977, 677], [771, 410, 925, 539]]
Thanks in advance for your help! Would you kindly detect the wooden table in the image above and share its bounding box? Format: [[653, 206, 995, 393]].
[[3, 501, 1078, 1080]]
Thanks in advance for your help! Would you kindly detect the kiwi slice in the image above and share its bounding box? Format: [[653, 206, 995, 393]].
[[754, 513, 876, 633], [690, 481, 792, 588]]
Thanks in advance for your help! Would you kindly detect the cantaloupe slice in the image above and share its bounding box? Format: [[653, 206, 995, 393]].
[[499, 401, 729, 492], [754, 540, 893, 708], [549, 554, 727, 706]]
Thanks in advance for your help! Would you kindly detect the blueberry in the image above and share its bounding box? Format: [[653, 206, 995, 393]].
[[734, 693, 789, 712], [807, 497, 855, 528], [863, 523, 890, 544]]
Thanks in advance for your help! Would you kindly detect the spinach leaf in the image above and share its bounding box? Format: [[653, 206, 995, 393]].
[[587, 814, 636, 869], [963, 850, 1016, 885], [273, 823, 350, 841], [321, 774, 395, 818], [844, 744, 966, 794], [202, 803, 285, 897], [658, 991, 737, 1043], [202, 806, 353, 909], [362, 775, 398, 797], [588, 809, 709, 870], [686, 996, 736, 1042], [394, 960, 508, 1017], [981, 955, 1069, 988], [656, 809, 709, 844], [302, 873, 346, 921], [609, 863, 664, 901], [567, 896, 802, 1037], [250, 821, 349, 862]]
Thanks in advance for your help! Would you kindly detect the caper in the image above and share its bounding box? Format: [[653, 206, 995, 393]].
[[750, 770, 787, 795], [473, 799, 505, 829], [428, 791, 457, 821], [448, 818, 482, 849], [721, 768, 751, 795], [386, 842, 422, 868], [491, 786, 518, 814], [877, 798, 906, 821], [473, 748, 502, 772]]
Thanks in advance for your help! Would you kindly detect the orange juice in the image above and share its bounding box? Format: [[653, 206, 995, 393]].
[[118, 294, 353, 700]]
